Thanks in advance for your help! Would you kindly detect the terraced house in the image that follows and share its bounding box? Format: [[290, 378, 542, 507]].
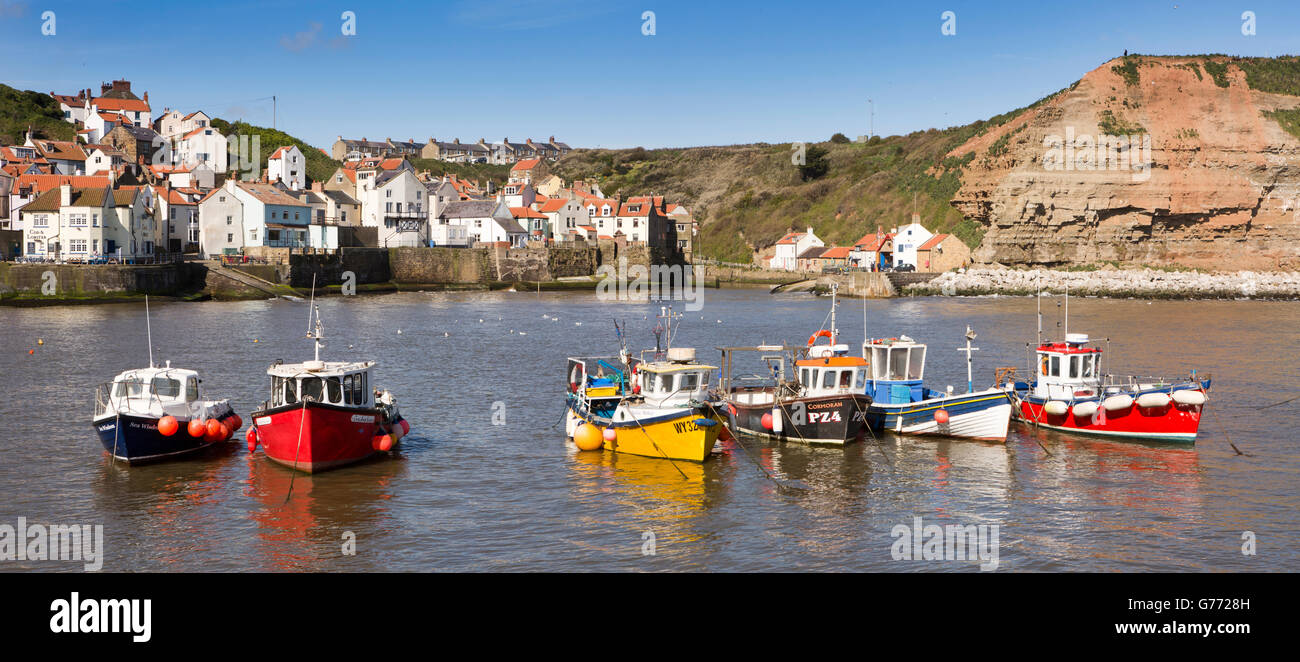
[[198, 179, 334, 258], [20, 184, 153, 260]]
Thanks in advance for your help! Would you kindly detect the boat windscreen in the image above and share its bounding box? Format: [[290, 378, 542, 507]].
[[151, 377, 181, 398]]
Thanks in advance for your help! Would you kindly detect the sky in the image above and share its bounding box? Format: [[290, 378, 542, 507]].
[[2, 0, 1299, 150]]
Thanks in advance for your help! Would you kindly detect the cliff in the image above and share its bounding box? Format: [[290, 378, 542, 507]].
[[949, 55, 1300, 270]]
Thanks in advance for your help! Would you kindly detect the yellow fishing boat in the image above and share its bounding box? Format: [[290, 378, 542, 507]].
[[564, 308, 727, 463]]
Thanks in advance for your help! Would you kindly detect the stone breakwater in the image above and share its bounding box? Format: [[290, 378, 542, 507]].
[[906, 267, 1300, 299]]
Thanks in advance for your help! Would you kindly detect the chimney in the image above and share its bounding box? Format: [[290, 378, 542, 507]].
[[806, 226, 813, 237], [911, 212, 921, 225], [60, 184, 72, 207], [526, 138, 534, 146], [549, 135, 555, 143], [143, 91, 149, 103], [454, 138, 461, 144], [311, 181, 323, 192]]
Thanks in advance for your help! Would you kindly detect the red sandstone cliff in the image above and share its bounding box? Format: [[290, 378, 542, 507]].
[[949, 56, 1300, 270]]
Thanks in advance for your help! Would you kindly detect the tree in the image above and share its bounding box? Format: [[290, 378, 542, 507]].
[[799, 144, 829, 181], [830, 133, 850, 144]]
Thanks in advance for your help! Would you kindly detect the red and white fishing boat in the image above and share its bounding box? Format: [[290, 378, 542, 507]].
[[1009, 333, 1210, 442], [247, 302, 408, 472]]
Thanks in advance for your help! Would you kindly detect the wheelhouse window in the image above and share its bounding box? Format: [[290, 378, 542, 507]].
[[114, 378, 144, 397], [151, 377, 181, 398], [822, 369, 835, 389], [186, 377, 199, 402], [839, 370, 853, 388], [300, 377, 324, 402], [1049, 356, 1060, 377], [326, 376, 342, 403], [681, 372, 699, 391]]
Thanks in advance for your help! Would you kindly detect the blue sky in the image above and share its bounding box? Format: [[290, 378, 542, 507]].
[[2, 0, 1298, 150]]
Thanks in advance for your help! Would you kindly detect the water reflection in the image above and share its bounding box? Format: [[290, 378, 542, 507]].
[[243, 454, 406, 571]]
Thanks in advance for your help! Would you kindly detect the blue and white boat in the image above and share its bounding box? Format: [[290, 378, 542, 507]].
[[860, 331, 1013, 442], [93, 363, 239, 463]]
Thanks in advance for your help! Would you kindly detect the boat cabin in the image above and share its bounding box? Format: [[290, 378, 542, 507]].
[[98, 365, 204, 418], [629, 347, 713, 408], [796, 343, 870, 398], [1032, 333, 1102, 399], [267, 360, 375, 409], [861, 337, 926, 404]]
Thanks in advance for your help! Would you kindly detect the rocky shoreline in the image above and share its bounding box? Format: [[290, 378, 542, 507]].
[[905, 267, 1300, 299]]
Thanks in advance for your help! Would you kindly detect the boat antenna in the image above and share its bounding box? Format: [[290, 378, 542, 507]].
[[145, 294, 154, 368], [1064, 281, 1069, 339], [306, 274, 323, 362], [957, 325, 979, 394], [1036, 277, 1042, 347], [829, 282, 838, 344]]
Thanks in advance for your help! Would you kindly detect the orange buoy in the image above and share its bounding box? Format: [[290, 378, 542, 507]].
[[934, 409, 950, 424], [204, 419, 225, 442], [373, 434, 393, 452], [574, 423, 603, 451], [157, 415, 179, 436], [187, 418, 206, 437], [602, 427, 617, 442], [28, 349, 34, 355], [246, 427, 258, 453], [761, 412, 773, 430], [227, 414, 243, 432]]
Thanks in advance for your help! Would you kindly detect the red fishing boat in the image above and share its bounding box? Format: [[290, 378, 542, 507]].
[[247, 302, 408, 472], [1008, 332, 1210, 443]]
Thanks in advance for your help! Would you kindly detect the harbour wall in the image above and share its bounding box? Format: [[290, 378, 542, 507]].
[[0, 262, 187, 303]]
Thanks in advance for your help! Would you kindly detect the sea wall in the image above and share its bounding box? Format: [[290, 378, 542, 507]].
[[0, 262, 184, 302], [907, 266, 1300, 298]]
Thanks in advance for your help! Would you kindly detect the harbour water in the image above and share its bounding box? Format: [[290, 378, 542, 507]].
[[2, 289, 1296, 571]]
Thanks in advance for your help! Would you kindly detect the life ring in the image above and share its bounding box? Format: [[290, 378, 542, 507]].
[[807, 329, 834, 346]]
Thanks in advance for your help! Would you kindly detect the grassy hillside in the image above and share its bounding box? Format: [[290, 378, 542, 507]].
[[0, 83, 76, 145], [552, 103, 1042, 263]]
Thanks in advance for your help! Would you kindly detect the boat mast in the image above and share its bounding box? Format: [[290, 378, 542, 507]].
[[829, 282, 837, 344], [144, 294, 154, 368]]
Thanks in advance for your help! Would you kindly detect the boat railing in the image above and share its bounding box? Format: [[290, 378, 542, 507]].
[[94, 380, 170, 419]]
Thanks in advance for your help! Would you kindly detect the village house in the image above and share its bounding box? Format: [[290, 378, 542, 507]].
[[439, 199, 525, 247], [536, 197, 588, 242], [297, 183, 360, 227], [796, 245, 829, 272], [424, 178, 467, 246], [849, 231, 894, 271], [103, 124, 165, 167], [331, 136, 393, 161], [155, 186, 202, 253], [914, 233, 971, 272], [6, 174, 112, 231], [891, 215, 934, 269], [613, 198, 671, 248], [153, 110, 211, 139], [500, 180, 536, 208], [21, 184, 153, 260], [768, 227, 824, 271], [197, 179, 333, 257], [267, 145, 306, 190], [357, 169, 427, 247], [171, 125, 228, 173], [25, 137, 87, 176], [508, 158, 548, 184]]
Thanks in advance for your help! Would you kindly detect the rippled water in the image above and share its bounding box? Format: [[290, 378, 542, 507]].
[[2, 289, 1296, 571]]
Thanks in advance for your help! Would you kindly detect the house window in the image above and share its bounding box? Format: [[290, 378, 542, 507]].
[[92, 214, 99, 227], [227, 233, 233, 242], [336, 175, 342, 183], [68, 214, 87, 227], [92, 239, 99, 253], [69, 239, 86, 252]]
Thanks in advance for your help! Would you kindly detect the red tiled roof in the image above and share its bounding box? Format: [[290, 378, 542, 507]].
[[16, 174, 111, 192], [511, 158, 542, 171], [821, 246, 852, 259], [510, 206, 546, 219], [775, 231, 805, 245], [917, 234, 949, 251], [852, 232, 893, 252], [537, 198, 568, 213], [93, 97, 150, 113]]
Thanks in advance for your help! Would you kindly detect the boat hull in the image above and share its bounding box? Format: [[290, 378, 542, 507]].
[[729, 394, 871, 445], [566, 401, 722, 463], [866, 389, 1012, 442], [251, 402, 392, 473], [92, 411, 235, 464], [1012, 383, 1209, 443]]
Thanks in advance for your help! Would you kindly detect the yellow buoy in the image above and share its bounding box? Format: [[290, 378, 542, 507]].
[[573, 423, 604, 451], [36, 339, 44, 345]]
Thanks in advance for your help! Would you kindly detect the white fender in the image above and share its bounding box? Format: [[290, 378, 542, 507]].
[[1103, 393, 1134, 411], [1044, 400, 1069, 416], [1136, 392, 1172, 408], [1072, 401, 1099, 419], [771, 406, 783, 434], [1171, 389, 1206, 406]]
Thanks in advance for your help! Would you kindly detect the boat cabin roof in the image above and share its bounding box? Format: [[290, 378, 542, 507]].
[[638, 361, 718, 374], [113, 366, 199, 383], [796, 355, 868, 367], [1037, 333, 1100, 355], [267, 360, 374, 378]]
